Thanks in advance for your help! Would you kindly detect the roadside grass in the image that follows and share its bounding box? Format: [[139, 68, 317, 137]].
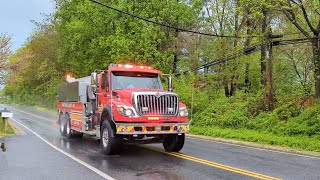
[[189, 126, 320, 152], [30, 105, 56, 115], [0, 119, 15, 136], [6, 103, 57, 115]]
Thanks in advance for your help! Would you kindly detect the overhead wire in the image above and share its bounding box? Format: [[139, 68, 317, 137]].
[[88, 0, 261, 39], [191, 36, 319, 72]]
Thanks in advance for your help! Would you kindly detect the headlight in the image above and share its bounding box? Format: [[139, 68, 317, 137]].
[[179, 108, 188, 117], [116, 106, 135, 117]]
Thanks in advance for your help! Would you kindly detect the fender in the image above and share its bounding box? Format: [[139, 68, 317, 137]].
[[100, 105, 116, 129]]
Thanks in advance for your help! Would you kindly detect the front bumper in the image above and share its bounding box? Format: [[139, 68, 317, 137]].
[[115, 123, 189, 135]]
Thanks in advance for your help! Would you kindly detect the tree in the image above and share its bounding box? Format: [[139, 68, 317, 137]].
[[54, 0, 197, 76], [0, 35, 11, 62], [279, 0, 320, 97], [4, 20, 63, 106], [0, 34, 11, 84]]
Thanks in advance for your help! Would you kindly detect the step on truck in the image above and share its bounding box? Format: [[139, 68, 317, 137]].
[[57, 64, 189, 155]]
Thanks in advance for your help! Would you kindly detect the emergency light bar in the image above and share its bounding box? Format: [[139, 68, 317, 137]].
[[109, 64, 153, 70]]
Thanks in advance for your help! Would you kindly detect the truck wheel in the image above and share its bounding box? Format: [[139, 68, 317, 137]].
[[59, 113, 66, 136], [66, 115, 74, 139], [100, 120, 119, 155], [163, 134, 185, 152]]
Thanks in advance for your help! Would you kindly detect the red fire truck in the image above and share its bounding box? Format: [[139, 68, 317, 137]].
[[57, 64, 189, 154]]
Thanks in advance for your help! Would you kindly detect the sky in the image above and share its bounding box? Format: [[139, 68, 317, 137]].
[[0, 0, 55, 51]]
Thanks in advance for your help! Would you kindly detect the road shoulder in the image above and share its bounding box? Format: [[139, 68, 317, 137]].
[[186, 133, 320, 158]]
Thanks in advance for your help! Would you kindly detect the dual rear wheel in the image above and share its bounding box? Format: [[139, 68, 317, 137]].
[[59, 113, 83, 138]]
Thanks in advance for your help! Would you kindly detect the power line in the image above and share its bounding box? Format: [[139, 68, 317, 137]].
[[197, 44, 261, 70], [181, 36, 320, 74], [274, 37, 318, 46], [89, 0, 260, 39]]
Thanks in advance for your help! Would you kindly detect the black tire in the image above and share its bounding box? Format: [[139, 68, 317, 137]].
[[163, 134, 185, 152], [65, 114, 74, 139], [59, 113, 66, 136], [100, 120, 119, 155]]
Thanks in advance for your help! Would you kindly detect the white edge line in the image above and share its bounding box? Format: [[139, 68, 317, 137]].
[[11, 118, 115, 180], [186, 136, 320, 160]]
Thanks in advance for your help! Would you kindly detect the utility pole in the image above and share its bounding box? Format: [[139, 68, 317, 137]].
[[266, 32, 283, 111], [261, 8, 268, 86]]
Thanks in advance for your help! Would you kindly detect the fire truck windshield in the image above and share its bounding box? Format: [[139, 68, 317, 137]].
[[111, 72, 163, 90]]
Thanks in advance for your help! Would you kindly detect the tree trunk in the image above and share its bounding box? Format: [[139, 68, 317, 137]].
[[173, 29, 179, 73], [312, 38, 320, 98], [230, 79, 237, 96], [267, 43, 274, 111], [260, 9, 267, 86], [244, 64, 250, 93], [224, 79, 230, 97], [244, 7, 252, 93], [173, 54, 178, 73]]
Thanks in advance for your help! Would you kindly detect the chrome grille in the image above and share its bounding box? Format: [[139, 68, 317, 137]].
[[135, 93, 178, 116]]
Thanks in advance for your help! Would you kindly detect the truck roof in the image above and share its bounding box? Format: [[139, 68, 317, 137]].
[[108, 64, 162, 74]]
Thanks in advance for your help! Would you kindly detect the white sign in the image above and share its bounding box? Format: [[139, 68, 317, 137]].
[[1, 112, 13, 118]]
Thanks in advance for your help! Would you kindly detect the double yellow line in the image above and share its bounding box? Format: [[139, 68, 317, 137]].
[[141, 145, 281, 180]]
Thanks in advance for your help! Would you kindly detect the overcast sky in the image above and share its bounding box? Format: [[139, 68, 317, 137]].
[[0, 0, 55, 51]]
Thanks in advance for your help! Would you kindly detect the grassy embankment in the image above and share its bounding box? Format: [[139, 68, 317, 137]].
[[187, 95, 320, 152], [0, 119, 15, 136], [189, 126, 320, 152], [174, 76, 320, 153]]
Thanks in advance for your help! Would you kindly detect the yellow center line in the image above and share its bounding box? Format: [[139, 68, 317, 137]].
[[141, 145, 282, 180]]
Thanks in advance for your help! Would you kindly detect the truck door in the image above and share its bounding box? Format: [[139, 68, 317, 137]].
[[98, 71, 110, 106]]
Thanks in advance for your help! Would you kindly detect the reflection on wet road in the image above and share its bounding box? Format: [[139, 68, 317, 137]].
[[2, 104, 320, 180]]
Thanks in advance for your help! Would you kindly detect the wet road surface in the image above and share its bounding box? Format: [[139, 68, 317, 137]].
[[1, 104, 320, 180]]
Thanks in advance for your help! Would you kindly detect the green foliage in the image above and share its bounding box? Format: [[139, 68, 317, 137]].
[[190, 126, 320, 151], [3, 21, 64, 107], [54, 0, 198, 76], [174, 73, 320, 151]]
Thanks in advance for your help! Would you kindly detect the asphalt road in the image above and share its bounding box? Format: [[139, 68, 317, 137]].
[[1, 104, 320, 180]]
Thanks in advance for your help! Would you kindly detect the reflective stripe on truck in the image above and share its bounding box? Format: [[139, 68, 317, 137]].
[[116, 123, 189, 134]]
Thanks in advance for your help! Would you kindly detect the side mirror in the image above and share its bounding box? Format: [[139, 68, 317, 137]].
[[168, 76, 173, 92], [91, 72, 98, 85]]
